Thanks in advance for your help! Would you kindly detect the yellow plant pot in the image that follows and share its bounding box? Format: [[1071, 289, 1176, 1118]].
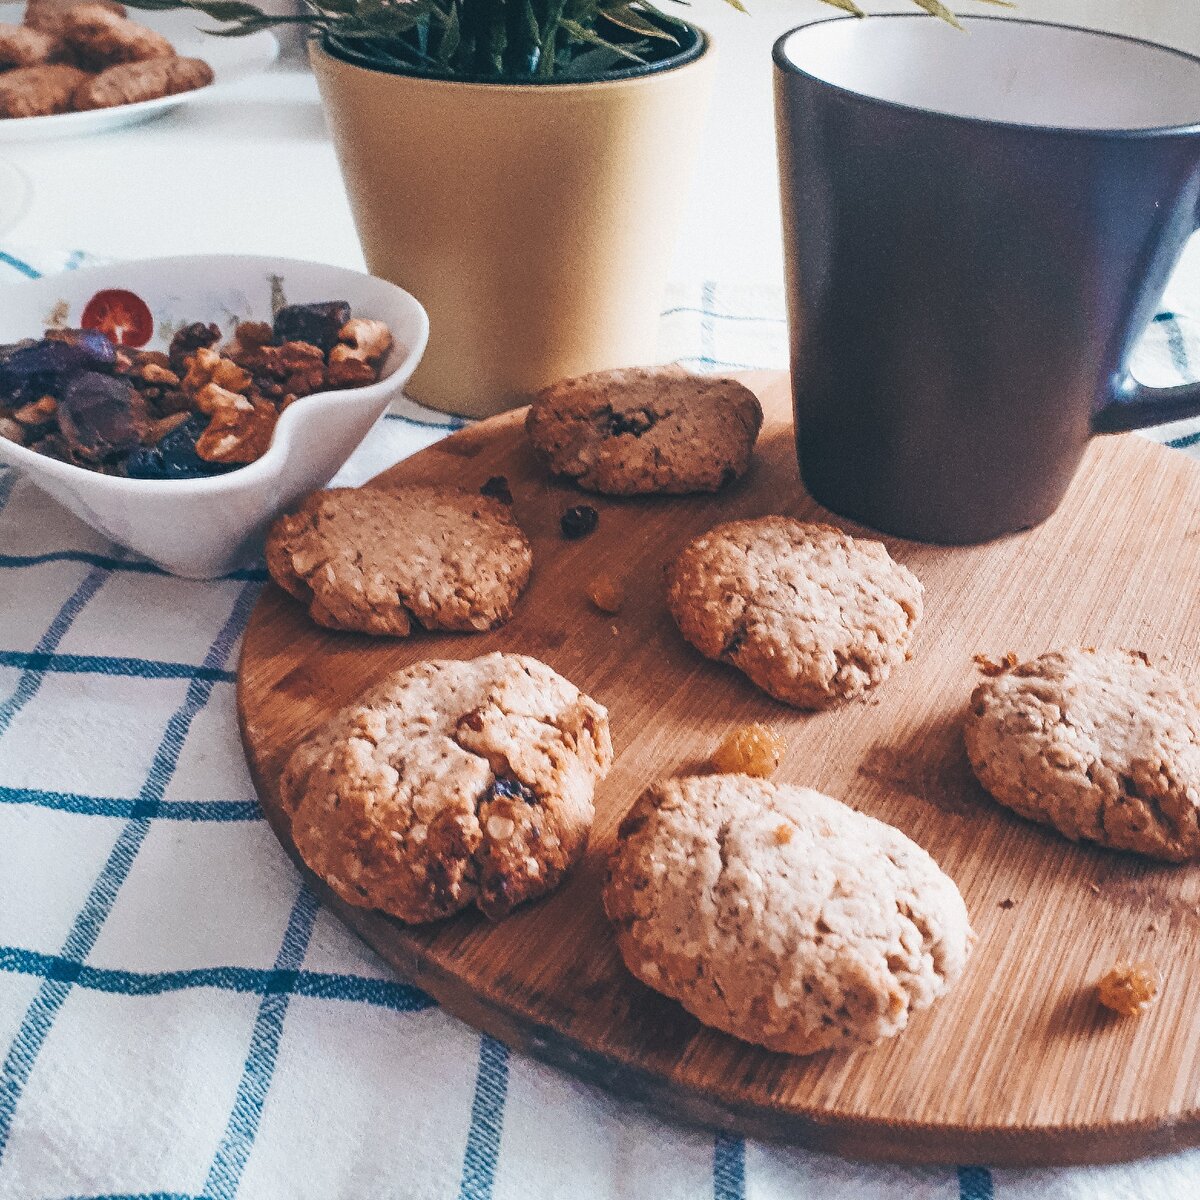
[[312, 33, 716, 418]]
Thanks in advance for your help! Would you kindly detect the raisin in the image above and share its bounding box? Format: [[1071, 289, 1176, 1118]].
[[480, 475, 513, 504], [608, 408, 654, 437], [273, 301, 351, 354], [586, 574, 624, 614], [711, 723, 785, 778], [487, 775, 537, 805], [561, 504, 598, 539], [1097, 962, 1159, 1017]]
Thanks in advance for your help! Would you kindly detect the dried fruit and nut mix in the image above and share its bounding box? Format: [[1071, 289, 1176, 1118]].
[[0, 302, 394, 480]]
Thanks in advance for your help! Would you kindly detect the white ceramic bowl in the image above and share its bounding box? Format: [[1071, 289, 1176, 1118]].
[[0, 254, 429, 578]]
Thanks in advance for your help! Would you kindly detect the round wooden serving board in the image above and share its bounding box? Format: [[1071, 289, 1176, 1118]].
[[239, 372, 1200, 1166]]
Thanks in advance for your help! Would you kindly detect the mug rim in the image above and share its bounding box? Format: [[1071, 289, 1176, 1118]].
[[772, 14, 1200, 139]]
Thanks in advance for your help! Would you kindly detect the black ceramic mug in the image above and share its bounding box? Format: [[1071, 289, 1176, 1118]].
[[774, 16, 1200, 543]]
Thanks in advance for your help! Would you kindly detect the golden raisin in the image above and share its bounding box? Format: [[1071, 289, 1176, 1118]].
[[1097, 962, 1159, 1017], [587, 573, 624, 614], [711, 723, 784, 778]]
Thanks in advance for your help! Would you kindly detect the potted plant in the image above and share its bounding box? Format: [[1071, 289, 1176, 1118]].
[[130, 0, 975, 416]]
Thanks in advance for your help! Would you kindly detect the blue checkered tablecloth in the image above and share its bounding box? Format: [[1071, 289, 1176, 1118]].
[[2, 246, 1200, 1200]]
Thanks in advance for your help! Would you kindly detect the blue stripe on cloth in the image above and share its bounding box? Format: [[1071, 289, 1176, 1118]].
[[713, 1132, 745, 1200], [0, 650, 236, 684], [458, 1036, 510, 1200], [0, 582, 258, 1163], [54, 1193, 197, 1200], [203, 886, 320, 1200], [0, 785, 260, 821], [958, 1165, 994, 1200], [0, 251, 40, 279], [1168, 429, 1200, 450], [0, 945, 433, 1012], [677, 354, 765, 373], [0, 550, 268, 580], [661, 305, 785, 324], [383, 411, 469, 432], [1154, 311, 1191, 376], [0, 565, 108, 741]]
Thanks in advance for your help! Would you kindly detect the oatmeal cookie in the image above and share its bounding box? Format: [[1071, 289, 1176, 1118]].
[[265, 484, 533, 636], [24, 1, 125, 35], [59, 3, 173, 69], [604, 774, 972, 1054], [666, 517, 923, 708], [964, 648, 1200, 861], [525, 366, 763, 495], [0, 22, 58, 67], [0, 62, 87, 116], [280, 653, 612, 922], [72, 55, 212, 108]]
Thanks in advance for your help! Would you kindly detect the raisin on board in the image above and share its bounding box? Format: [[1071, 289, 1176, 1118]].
[[561, 504, 598, 540]]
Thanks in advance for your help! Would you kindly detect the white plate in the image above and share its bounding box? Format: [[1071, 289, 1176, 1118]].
[[0, 156, 30, 232], [0, 6, 278, 141]]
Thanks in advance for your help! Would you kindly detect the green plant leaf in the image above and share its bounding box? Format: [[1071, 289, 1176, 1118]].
[[557, 17, 645, 61], [908, 0, 963, 28], [599, 4, 677, 42], [436, 0, 460, 62], [816, 0, 865, 15]]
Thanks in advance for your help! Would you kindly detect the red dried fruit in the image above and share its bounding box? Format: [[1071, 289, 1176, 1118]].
[[80, 289, 154, 348]]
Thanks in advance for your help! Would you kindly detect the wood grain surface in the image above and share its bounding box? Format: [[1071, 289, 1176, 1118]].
[[238, 372, 1200, 1166]]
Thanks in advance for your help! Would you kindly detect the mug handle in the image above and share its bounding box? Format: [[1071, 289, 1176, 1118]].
[[1092, 371, 1200, 434], [1093, 206, 1200, 435]]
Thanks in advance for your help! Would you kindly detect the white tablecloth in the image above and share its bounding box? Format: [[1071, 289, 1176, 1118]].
[[3, 244, 1200, 1199]]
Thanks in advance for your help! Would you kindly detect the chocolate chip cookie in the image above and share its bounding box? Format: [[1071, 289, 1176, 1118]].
[[280, 652, 612, 922], [525, 366, 763, 495]]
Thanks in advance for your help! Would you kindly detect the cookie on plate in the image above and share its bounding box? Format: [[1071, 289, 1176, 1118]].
[[665, 517, 923, 708], [0, 63, 87, 116], [603, 774, 972, 1054], [964, 648, 1200, 861], [58, 3, 173, 70], [0, 23, 59, 67], [73, 55, 213, 109], [266, 484, 533, 636], [280, 652, 613, 922], [525, 366, 763, 495]]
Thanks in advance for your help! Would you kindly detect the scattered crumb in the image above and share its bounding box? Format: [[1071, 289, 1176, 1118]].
[[1090, 882, 1101, 894], [1097, 962, 1159, 1017], [610, 624, 619, 637], [711, 723, 784, 778], [975, 651, 1019, 676], [587, 573, 624, 614], [998, 898, 1015, 910]]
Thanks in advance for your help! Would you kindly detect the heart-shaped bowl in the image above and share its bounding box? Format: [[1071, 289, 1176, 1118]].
[[0, 254, 429, 578]]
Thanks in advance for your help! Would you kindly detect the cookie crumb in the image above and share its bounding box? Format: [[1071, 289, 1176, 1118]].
[[711, 723, 784, 778], [587, 574, 624, 614], [975, 651, 1019, 676], [561, 504, 598, 540], [998, 898, 1015, 909], [1097, 962, 1159, 1017], [1090, 882, 1102, 894]]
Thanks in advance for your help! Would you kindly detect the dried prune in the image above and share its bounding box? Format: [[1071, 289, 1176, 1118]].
[[0, 335, 116, 404], [124, 415, 230, 480], [273, 302, 351, 353], [57, 371, 147, 463], [560, 504, 599, 539]]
